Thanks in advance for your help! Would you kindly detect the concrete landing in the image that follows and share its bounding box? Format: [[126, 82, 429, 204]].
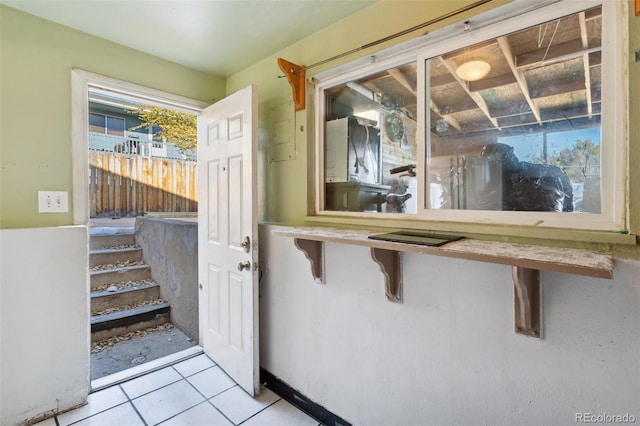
[[91, 326, 196, 380]]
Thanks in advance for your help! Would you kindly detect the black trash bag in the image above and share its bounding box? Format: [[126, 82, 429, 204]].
[[481, 143, 573, 212]]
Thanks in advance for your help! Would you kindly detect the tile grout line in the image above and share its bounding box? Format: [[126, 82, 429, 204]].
[[170, 359, 289, 426], [127, 362, 231, 426], [121, 368, 196, 425], [175, 364, 238, 425], [118, 366, 187, 401], [118, 385, 149, 426], [46, 356, 217, 426], [63, 400, 132, 426], [115, 358, 220, 425], [235, 395, 283, 426], [52, 355, 317, 426]]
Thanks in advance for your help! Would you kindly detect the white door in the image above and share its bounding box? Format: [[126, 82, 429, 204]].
[[197, 86, 259, 396]]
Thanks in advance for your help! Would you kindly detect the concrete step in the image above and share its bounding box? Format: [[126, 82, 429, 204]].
[[91, 282, 161, 313], [90, 247, 142, 267], [90, 233, 136, 250], [90, 264, 151, 289], [91, 302, 171, 342]]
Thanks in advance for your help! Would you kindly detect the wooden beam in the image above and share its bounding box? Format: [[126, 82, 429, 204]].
[[516, 39, 601, 69], [430, 96, 462, 132], [430, 73, 457, 87], [497, 36, 542, 125], [441, 39, 497, 61], [387, 68, 416, 95], [529, 79, 586, 99], [467, 72, 517, 92], [579, 12, 593, 119]]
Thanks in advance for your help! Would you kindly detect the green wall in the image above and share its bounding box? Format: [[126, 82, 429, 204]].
[[228, 0, 640, 259], [1, 1, 638, 257], [229, 0, 509, 225], [0, 5, 226, 228]]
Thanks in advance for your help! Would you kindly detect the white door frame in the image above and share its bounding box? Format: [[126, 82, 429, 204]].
[[70, 70, 209, 384]]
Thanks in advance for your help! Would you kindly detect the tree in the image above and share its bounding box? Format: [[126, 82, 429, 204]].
[[546, 139, 600, 183], [128, 106, 197, 152]]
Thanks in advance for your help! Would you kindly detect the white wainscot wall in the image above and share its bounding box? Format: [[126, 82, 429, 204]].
[[1, 226, 90, 425], [259, 224, 640, 426]]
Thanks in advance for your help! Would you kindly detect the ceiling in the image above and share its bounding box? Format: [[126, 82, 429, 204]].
[[1, 0, 376, 77]]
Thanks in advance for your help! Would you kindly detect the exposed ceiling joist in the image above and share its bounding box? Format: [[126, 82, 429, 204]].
[[497, 36, 542, 126], [430, 96, 462, 131], [387, 68, 416, 95], [579, 11, 593, 119], [516, 39, 601, 69]]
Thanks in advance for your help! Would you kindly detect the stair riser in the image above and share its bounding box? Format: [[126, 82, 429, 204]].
[[91, 313, 170, 342], [90, 234, 135, 250], [91, 266, 151, 289], [91, 286, 161, 313], [90, 248, 142, 267]]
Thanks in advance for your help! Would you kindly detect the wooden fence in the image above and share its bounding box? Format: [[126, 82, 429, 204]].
[[89, 151, 198, 217]]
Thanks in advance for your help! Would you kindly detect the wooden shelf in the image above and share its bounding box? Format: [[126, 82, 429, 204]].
[[272, 226, 614, 339]]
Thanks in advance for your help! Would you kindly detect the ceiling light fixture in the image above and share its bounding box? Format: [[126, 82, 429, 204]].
[[455, 20, 491, 83], [455, 60, 491, 82]]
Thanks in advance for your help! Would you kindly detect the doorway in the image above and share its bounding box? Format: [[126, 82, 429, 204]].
[[72, 70, 207, 382]]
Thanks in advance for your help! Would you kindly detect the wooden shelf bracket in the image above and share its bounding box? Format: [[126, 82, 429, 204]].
[[294, 238, 323, 283], [513, 266, 541, 338], [275, 226, 613, 335], [370, 248, 402, 303], [277, 58, 306, 111]]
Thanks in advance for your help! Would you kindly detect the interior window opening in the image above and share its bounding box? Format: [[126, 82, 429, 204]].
[[324, 63, 419, 214], [317, 1, 621, 231], [426, 5, 602, 214]]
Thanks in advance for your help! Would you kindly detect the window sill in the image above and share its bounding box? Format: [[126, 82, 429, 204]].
[[304, 215, 637, 246], [272, 224, 614, 339]]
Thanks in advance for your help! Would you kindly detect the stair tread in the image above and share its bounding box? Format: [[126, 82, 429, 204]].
[[90, 229, 135, 236], [91, 281, 159, 298], [90, 246, 141, 254], [91, 301, 170, 325], [90, 263, 149, 275]]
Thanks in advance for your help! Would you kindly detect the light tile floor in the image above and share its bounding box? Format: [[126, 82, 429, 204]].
[[35, 354, 320, 426]]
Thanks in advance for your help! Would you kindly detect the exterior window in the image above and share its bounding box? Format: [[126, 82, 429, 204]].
[[89, 113, 105, 133], [315, 0, 624, 231], [106, 116, 125, 136], [88, 112, 125, 136]]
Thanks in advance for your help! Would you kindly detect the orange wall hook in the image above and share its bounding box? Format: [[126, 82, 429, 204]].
[[278, 58, 306, 111]]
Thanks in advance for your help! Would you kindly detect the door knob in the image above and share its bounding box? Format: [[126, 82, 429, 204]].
[[241, 236, 250, 253], [237, 261, 251, 271]]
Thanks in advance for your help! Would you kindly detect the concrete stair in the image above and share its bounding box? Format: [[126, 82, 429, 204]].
[[90, 230, 170, 342]]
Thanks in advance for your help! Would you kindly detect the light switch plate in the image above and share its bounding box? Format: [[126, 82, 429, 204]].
[[38, 191, 69, 213]]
